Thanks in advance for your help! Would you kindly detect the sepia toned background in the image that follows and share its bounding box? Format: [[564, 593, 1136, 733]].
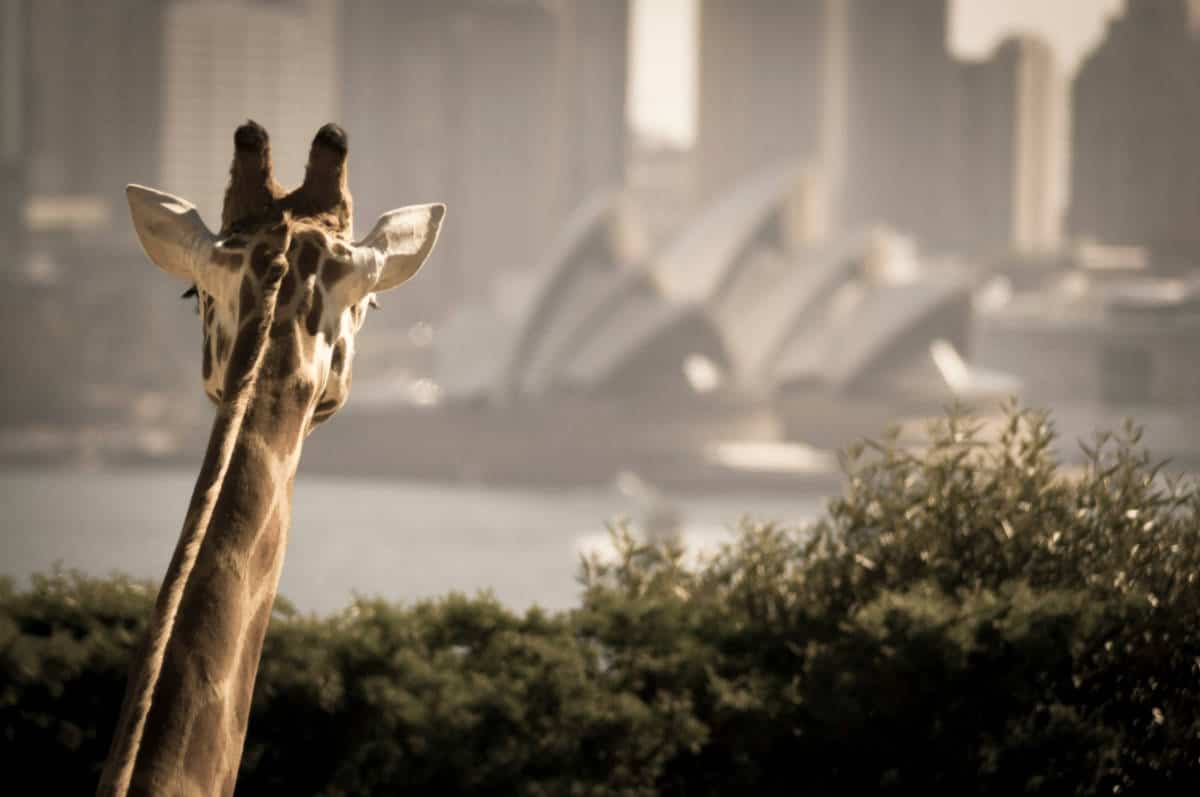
[[2, 0, 1197, 611]]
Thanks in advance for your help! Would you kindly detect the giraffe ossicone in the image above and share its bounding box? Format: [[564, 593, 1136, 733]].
[[97, 122, 444, 797]]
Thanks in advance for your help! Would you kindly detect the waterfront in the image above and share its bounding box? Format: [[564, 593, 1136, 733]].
[[0, 465, 825, 614]]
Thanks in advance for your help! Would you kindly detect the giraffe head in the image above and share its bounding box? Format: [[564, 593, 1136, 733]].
[[126, 121, 444, 432]]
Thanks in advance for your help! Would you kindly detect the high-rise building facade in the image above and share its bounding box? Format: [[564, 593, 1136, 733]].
[[694, 0, 836, 204], [961, 35, 1064, 255], [340, 2, 454, 248], [562, 1, 630, 213], [837, 0, 964, 252], [161, 0, 338, 225], [1, 0, 31, 268], [341, 0, 629, 317], [24, 0, 164, 251], [24, 0, 341, 245], [1068, 0, 1200, 266]]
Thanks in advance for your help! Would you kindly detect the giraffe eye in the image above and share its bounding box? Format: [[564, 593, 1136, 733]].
[[180, 285, 200, 315]]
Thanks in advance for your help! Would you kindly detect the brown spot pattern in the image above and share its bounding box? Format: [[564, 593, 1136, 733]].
[[250, 243, 272, 279], [305, 288, 323, 337], [120, 152, 410, 790], [208, 443, 276, 553], [277, 268, 296, 306], [264, 258, 287, 290], [320, 256, 351, 288], [223, 324, 262, 397], [202, 337, 213, 380], [184, 700, 226, 781], [233, 598, 275, 732], [213, 250, 243, 270], [296, 241, 321, 280], [250, 512, 283, 585], [242, 367, 309, 451], [330, 339, 345, 375], [137, 646, 195, 771], [238, 276, 256, 320], [170, 561, 245, 682]]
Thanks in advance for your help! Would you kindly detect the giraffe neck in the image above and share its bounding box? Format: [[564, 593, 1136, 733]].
[[99, 241, 318, 796]]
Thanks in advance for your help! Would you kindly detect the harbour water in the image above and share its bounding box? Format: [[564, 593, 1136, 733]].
[[0, 466, 825, 613]]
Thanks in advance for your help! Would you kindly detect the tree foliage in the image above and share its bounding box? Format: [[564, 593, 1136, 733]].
[[3, 407, 1198, 794]]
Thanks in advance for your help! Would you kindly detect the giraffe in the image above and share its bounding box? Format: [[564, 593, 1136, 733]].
[[96, 121, 444, 796]]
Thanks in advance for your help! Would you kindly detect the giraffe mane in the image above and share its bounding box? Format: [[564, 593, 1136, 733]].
[[97, 219, 293, 795], [102, 120, 442, 794]]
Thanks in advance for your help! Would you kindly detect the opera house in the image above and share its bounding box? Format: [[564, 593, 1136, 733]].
[[318, 166, 1014, 488]]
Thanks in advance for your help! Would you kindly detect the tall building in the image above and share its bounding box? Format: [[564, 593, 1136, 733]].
[[837, 0, 964, 252], [562, 1, 630, 212], [1068, 0, 1200, 267], [25, 0, 164, 251], [341, 1, 629, 317], [162, 0, 338, 225], [26, 0, 341, 244], [451, 2, 571, 296], [340, 2, 454, 255], [1, 0, 31, 268], [694, 0, 837, 204], [961, 35, 1064, 255]]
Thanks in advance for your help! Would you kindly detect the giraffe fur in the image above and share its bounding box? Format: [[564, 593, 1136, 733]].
[[97, 121, 444, 796]]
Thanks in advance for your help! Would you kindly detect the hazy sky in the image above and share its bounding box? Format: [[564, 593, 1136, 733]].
[[630, 0, 1126, 146]]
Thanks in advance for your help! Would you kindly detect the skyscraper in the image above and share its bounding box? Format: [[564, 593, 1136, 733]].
[[562, 1, 630, 213], [837, 0, 964, 252], [161, 0, 338, 225], [961, 36, 1064, 255], [694, 0, 836, 204], [1, 0, 30, 268], [341, 1, 629, 317], [1068, 0, 1200, 267], [24, 0, 164, 251]]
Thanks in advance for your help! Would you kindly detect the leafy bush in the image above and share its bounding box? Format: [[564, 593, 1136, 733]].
[[3, 407, 1198, 794]]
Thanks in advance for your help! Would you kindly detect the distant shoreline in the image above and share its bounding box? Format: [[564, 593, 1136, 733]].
[[6, 397, 1199, 496], [0, 409, 847, 498]]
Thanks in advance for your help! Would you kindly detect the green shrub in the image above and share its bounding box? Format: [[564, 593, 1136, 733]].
[[3, 406, 1198, 794], [0, 571, 152, 789]]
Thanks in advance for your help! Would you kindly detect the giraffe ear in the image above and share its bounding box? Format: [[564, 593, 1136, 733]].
[[126, 184, 217, 281], [355, 203, 446, 292]]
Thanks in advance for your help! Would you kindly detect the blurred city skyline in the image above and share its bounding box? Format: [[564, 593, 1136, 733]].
[[2, 0, 1198, 484], [632, 0, 1126, 146]]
